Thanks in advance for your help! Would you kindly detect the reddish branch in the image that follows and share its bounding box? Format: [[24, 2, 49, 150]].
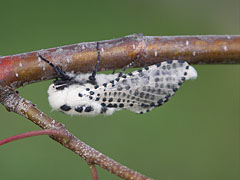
[[89, 165, 99, 180], [0, 34, 239, 180], [0, 129, 68, 146]]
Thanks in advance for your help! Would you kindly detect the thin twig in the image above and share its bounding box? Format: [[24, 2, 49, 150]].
[[0, 129, 68, 146], [89, 164, 99, 180]]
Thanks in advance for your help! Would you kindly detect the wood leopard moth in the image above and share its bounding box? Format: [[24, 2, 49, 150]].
[[38, 42, 197, 116]]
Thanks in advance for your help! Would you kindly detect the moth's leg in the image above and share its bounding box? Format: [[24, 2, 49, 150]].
[[88, 42, 100, 84], [38, 55, 70, 80], [118, 57, 137, 78]]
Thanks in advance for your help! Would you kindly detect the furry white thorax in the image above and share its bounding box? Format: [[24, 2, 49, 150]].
[[47, 60, 197, 116], [48, 73, 119, 116]]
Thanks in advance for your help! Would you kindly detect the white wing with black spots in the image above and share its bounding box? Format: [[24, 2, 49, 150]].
[[90, 60, 197, 114]]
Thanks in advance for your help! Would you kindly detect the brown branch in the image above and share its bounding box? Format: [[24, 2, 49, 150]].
[[0, 34, 239, 179], [0, 87, 152, 180], [0, 34, 239, 88]]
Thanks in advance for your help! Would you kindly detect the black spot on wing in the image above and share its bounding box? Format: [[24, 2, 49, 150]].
[[144, 66, 149, 70], [119, 103, 124, 108], [156, 63, 161, 67], [117, 86, 123, 91]]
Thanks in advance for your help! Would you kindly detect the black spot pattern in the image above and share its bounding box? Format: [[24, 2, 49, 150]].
[[139, 72, 144, 77], [150, 102, 155, 107], [125, 85, 130, 90], [140, 92, 145, 98], [156, 63, 161, 67], [107, 104, 113, 107], [85, 106, 93, 112], [101, 106, 108, 113], [75, 106, 83, 113], [134, 90, 139, 96], [60, 105, 71, 111], [155, 78, 160, 82], [94, 85, 99, 89], [145, 93, 150, 99], [117, 86, 123, 91]]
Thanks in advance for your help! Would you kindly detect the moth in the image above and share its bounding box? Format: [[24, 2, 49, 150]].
[[39, 42, 197, 116]]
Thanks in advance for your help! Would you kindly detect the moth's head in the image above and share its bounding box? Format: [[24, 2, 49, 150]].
[[48, 84, 57, 94]]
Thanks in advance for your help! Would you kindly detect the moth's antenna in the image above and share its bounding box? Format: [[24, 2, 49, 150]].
[[38, 55, 71, 80], [88, 42, 100, 84], [118, 56, 138, 78]]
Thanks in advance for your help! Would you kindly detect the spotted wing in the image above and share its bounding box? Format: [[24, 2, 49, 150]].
[[92, 60, 197, 114]]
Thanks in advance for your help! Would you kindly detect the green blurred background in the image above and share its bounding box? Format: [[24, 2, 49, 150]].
[[0, 0, 239, 179]]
